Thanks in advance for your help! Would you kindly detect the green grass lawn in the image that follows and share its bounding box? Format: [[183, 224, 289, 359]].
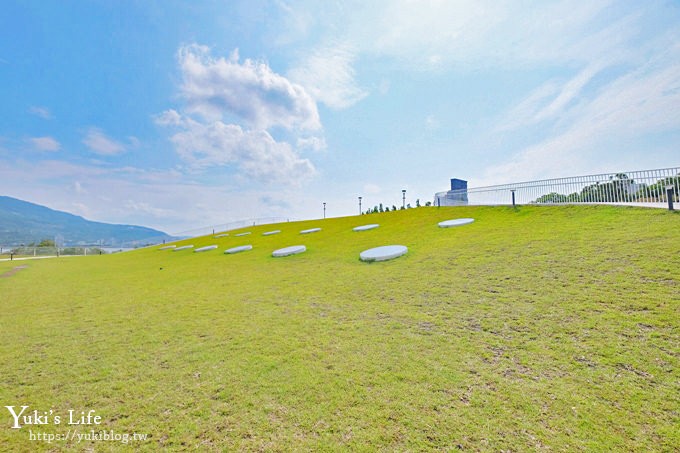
[[1, 205, 678, 451]]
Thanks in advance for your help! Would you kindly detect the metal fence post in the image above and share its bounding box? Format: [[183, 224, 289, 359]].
[[668, 186, 675, 211], [511, 189, 516, 207]]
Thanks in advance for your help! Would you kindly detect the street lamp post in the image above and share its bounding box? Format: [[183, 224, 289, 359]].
[[323, 202, 326, 219], [402, 189, 406, 209], [358, 196, 362, 215]]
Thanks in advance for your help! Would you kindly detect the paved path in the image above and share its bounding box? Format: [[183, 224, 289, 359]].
[[0, 255, 58, 262], [0, 265, 28, 278]]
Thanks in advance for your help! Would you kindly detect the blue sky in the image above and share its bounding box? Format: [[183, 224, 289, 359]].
[[1, 1, 679, 233]]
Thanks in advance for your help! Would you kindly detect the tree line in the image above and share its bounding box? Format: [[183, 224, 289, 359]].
[[363, 199, 432, 214], [534, 173, 679, 204]]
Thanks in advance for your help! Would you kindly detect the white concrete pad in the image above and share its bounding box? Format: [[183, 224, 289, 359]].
[[353, 224, 379, 232], [225, 245, 253, 254], [195, 245, 218, 252], [360, 245, 408, 262], [262, 230, 281, 236], [214, 233, 229, 238], [272, 245, 306, 257], [234, 232, 251, 237], [300, 228, 321, 234], [158, 245, 176, 250], [438, 218, 475, 228], [173, 245, 194, 251]]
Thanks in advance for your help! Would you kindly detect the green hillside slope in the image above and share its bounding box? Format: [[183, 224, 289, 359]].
[[0, 205, 678, 451]]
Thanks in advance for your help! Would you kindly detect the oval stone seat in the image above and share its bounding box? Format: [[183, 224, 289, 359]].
[[272, 245, 306, 257], [234, 232, 251, 237], [262, 230, 281, 236], [158, 245, 176, 250], [360, 245, 408, 262], [300, 228, 321, 234], [353, 224, 379, 232], [173, 245, 194, 251], [195, 245, 218, 252], [438, 218, 475, 228], [225, 245, 253, 254]]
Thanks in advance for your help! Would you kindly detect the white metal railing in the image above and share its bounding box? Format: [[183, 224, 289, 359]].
[[122, 216, 295, 248], [0, 246, 108, 260], [435, 167, 680, 208], [173, 216, 293, 239]]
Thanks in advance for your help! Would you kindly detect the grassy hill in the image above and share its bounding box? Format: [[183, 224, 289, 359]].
[[0, 205, 678, 451]]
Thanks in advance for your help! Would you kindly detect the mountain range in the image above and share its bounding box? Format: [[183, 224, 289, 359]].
[[0, 196, 173, 246]]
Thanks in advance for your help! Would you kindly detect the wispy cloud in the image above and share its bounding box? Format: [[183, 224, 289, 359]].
[[480, 48, 680, 184], [363, 183, 381, 195], [296, 136, 326, 152], [288, 43, 367, 109], [497, 62, 608, 132], [123, 200, 173, 218], [28, 106, 53, 119], [334, 0, 619, 69], [278, 1, 680, 187], [425, 115, 440, 131], [73, 181, 86, 194], [289, 0, 664, 80], [28, 136, 61, 152], [82, 128, 128, 156], [0, 156, 310, 232], [259, 195, 291, 210]]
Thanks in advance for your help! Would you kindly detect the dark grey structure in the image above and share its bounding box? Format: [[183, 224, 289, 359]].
[[434, 178, 469, 206]]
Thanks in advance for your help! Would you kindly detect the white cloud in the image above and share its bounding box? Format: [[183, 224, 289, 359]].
[[73, 181, 86, 194], [344, 0, 508, 67], [160, 112, 316, 185], [158, 45, 324, 186], [127, 136, 141, 148], [123, 200, 173, 218], [531, 63, 606, 124], [497, 62, 608, 131], [70, 202, 91, 218], [363, 183, 381, 195], [82, 128, 127, 156], [296, 136, 326, 151], [259, 195, 291, 210], [28, 136, 60, 152], [377, 78, 390, 95], [427, 55, 442, 69], [28, 106, 52, 119], [0, 158, 190, 230], [480, 48, 680, 184], [155, 109, 183, 126], [496, 81, 560, 132], [178, 44, 321, 130], [288, 43, 368, 109], [425, 115, 440, 131], [0, 155, 320, 233], [299, 0, 643, 71]]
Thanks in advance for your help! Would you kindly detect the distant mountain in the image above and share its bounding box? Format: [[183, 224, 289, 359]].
[[0, 196, 174, 246]]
